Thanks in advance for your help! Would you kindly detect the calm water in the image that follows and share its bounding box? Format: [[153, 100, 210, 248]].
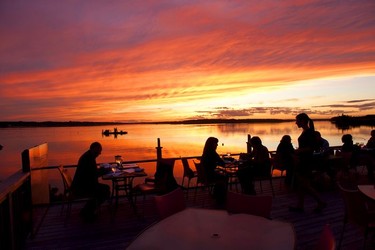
[[0, 121, 373, 184]]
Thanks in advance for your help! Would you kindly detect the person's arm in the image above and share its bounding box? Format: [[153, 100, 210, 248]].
[[215, 152, 225, 167]]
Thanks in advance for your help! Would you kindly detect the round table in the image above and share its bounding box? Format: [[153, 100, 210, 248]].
[[358, 185, 375, 200], [127, 208, 295, 250]]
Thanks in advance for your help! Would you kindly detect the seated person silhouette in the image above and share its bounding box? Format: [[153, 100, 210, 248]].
[[71, 142, 110, 222], [237, 136, 271, 195], [200, 137, 228, 204]]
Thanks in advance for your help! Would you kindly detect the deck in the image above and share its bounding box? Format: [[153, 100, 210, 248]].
[[26, 176, 375, 250]]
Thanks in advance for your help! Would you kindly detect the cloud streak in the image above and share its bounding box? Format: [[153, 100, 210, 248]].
[[0, 0, 374, 121]]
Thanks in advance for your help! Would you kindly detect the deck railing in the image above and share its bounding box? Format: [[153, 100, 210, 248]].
[[0, 170, 32, 250]]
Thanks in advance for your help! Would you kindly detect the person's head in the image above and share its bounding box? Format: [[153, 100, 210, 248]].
[[89, 142, 102, 158], [314, 131, 323, 142], [280, 135, 292, 144], [250, 136, 262, 148], [295, 113, 314, 130], [203, 137, 219, 154], [341, 134, 352, 144]]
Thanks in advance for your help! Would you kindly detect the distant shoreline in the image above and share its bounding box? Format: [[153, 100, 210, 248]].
[[0, 118, 317, 127], [0, 115, 374, 128], [0, 118, 335, 128]]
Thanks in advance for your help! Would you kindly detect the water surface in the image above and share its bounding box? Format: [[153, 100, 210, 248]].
[[0, 121, 373, 183]]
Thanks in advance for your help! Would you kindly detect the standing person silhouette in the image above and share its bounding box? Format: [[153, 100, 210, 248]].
[[289, 113, 326, 213], [71, 142, 110, 222]]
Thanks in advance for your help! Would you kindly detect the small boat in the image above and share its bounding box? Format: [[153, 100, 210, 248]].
[[102, 129, 128, 136]]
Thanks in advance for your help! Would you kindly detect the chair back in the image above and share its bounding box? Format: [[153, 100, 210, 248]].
[[272, 153, 287, 171], [194, 161, 209, 185], [154, 188, 186, 219], [58, 165, 73, 195], [314, 224, 336, 250], [337, 182, 368, 227], [155, 158, 177, 194], [226, 191, 273, 219], [181, 158, 195, 178]]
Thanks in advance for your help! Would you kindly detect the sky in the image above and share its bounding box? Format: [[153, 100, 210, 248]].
[[1, 0, 375, 122]]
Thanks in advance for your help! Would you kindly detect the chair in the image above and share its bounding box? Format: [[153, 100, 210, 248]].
[[58, 165, 74, 222], [181, 158, 198, 198], [193, 161, 215, 202], [133, 159, 177, 212], [314, 224, 336, 250], [253, 162, 275, 197], [337, 182, 375, 249], [154, 188, 186, 220], [226, 191, 273, 219], [270, 154, 288, 189]]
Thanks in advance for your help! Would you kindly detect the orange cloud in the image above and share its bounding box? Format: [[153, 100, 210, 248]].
[[1, 0, 375, 121]]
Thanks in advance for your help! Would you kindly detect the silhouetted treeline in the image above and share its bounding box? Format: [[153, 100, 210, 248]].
[[0, 118, 308, 127], [0, 121, 124, 128], [1, 115, 374, 128], [330, 115, 375, 129]]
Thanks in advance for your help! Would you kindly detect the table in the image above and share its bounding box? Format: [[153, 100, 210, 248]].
[[218, 161, 240, 191], [127, 208, 295, 250], [102, 164, 147, 206], [358, 185, 375, 200]]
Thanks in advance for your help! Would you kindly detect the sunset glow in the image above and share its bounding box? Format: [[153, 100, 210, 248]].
[[1, 0, 375, 122]]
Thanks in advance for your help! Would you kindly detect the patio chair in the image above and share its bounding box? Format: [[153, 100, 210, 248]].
[[314, 224, 336, 250], [226, 191, 273, 219], [253, 162, 275, 197], [337, 182, 375, 249], [58, 165, 74, 221], [133, 159, 177, 213], [270, 153, 291, 189], [154, 188, 186, 220], [193, 161, 215, 203], [57, 165, 94, 224], [181, 158, 198, 198]]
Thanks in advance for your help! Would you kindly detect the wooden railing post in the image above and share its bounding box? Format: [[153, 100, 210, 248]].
[[156, 138, 163, 161]]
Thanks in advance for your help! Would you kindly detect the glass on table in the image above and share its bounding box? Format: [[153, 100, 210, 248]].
[[115, 155, 123, 166]]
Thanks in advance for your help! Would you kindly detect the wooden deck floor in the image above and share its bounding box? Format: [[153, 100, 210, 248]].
[[26, 176, 375, 250]]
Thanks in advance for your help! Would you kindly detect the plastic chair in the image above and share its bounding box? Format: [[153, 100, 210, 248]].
[[314, 224, 336, 250], [337, 182, 375, 249], [181, 158, 198, 198], [154, 188, 186, 220], [226, 191, 273, 219]]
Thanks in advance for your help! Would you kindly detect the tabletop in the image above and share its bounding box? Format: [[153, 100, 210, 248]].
[[358, 185, 375, 200], [102, 164, 147, 180], [127, 208, 295, 250]]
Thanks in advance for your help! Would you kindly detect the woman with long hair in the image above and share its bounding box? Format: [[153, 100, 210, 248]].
[[289, 113, 326, 213], [200, 137, 227, 204]]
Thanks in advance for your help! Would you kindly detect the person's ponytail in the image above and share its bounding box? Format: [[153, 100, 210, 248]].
[[308, 118, 315, 131]]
